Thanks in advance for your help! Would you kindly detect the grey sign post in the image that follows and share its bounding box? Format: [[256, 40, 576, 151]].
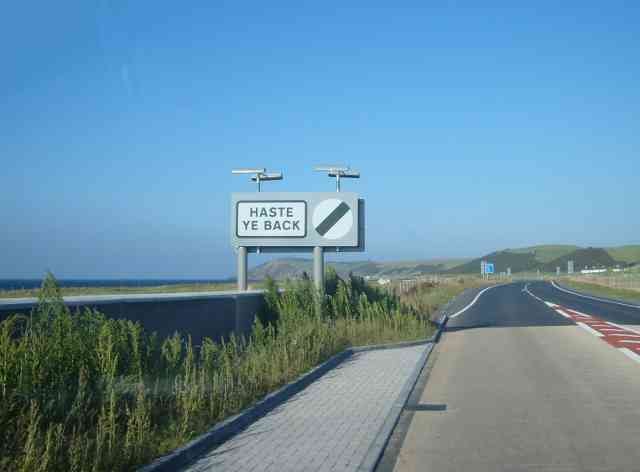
[[568, 260, 574, 274], [312, 166, 360, 291], [232, 168, 283, 290]]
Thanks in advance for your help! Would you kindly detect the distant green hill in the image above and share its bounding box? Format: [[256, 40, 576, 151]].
[[248, 257, 470, 280], [446, 251, 538, 275], [246, 244, 639, 280], [605, 245, 640, 264], [504, 245, 579, 264], [540, 247, 617, 272]]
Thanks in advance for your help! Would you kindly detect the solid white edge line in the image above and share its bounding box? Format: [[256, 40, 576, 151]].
[[550, 281, 640, 310], [619, 348, 640, 364], [448, 284, 501, 319], [554, 309, 572, 319], [576, 322, 604, 337]]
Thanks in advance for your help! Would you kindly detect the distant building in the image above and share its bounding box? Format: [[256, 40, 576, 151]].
[[580, 268, 607, 274]]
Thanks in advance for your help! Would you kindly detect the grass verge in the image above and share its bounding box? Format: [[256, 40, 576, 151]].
[[0, 282, 244, 299], [0, 271, 473, 471], [560, 279, 640, 305]]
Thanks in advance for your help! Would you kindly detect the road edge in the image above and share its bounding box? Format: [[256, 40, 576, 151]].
[[551, 280, 640, 309], [356, 328, 445, 471]]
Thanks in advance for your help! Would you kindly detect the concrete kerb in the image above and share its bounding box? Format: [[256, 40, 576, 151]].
[[355, 286, 494, 472], [355, 318, 448, 472], [138, 347, 352, 472], [141, 286, 478, 471]]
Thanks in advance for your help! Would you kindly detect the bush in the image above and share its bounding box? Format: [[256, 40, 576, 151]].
[[0, 272, 433, 471]]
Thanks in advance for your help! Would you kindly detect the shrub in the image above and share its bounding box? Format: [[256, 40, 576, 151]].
[[0, 272, 439, 471]]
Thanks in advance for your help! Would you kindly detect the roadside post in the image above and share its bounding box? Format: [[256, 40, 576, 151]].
[[556, 266, 561, 276], [568, 260, 574, 274], [232, 168, 283, 290], [312, 166, 360, 291], [231, 166, 365, 293]]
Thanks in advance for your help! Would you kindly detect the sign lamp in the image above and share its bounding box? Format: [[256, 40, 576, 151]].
[[232, 168, 283, 192], [314, 165, 360, 191]]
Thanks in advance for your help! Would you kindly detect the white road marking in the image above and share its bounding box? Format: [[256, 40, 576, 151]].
[[523, 284, 548, 304], [619, 348, 640, 364], [554, 309, 573, 319], [449, 285, 502, 319], [576, 322, 604, 337], [550, 281, 640, 309], [562, 308, 592, 318], [606, 322, 640, 336], [526, 283, 640, 366]]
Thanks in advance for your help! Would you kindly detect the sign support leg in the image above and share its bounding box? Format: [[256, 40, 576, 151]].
[[313, 246, 324, 292], [237, 246, 248, 291]]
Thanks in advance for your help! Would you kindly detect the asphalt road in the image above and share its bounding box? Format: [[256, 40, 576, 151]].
[[386, 281, 640, 472]]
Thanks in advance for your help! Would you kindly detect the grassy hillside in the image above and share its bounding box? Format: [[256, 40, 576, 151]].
[[504, 245, 579, 263], [541, 247, 617, 272], [605, 245, 640, 264], [249, 244, 639, 280], [249, 258, 471, 280], [446, 251, 538, 275]]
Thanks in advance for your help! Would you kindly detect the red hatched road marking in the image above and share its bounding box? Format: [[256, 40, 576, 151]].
[[552, 304, 640, 363]]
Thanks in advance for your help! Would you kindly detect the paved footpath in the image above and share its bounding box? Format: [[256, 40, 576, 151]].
[[184, 344, 428, 472]]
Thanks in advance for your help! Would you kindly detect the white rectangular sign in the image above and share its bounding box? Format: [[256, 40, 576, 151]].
[[236, 201, 307, 238]]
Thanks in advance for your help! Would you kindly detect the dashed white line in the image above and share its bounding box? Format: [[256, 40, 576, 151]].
[[525, 283, 640, 366]]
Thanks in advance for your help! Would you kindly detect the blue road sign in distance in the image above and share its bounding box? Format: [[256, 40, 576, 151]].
[[485, 263, 495, 274]]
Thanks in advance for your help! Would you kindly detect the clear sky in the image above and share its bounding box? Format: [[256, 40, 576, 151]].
[[2, 1, 638, 279]]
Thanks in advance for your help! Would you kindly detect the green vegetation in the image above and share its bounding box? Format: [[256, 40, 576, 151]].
[[249, 257, 471, 280], [605, 245, 640, 265], [561, 279, 640, 305], [246, 244, 640, 281], [504, 245, 579, 263], [0, 271, 469, 471], [0, 282, 240, 299]]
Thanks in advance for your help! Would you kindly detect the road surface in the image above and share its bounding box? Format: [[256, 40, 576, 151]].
[[387, 281, 640, 472]]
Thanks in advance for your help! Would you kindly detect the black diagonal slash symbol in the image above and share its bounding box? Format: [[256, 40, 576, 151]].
[[316, 202, 350, 236]]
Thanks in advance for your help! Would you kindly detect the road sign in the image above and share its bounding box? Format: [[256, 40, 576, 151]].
[[485, 263, 495, 274], [236, 201, 306, 238], [312, 198, 353, 240], [231, 192, 364, 251]]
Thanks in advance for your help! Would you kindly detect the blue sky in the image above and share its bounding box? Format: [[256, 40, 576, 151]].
[[2, 1, 638, 278]]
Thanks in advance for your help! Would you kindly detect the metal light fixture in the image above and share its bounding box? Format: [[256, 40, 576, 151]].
[[314, 165, 360, 191], [232, 168, 283, 192]]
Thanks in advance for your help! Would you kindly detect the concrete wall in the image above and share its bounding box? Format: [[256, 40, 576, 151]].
[[0, 290, 265, 345]]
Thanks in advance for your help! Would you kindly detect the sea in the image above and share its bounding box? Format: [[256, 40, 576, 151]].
[[0, 279, 232, 291]]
